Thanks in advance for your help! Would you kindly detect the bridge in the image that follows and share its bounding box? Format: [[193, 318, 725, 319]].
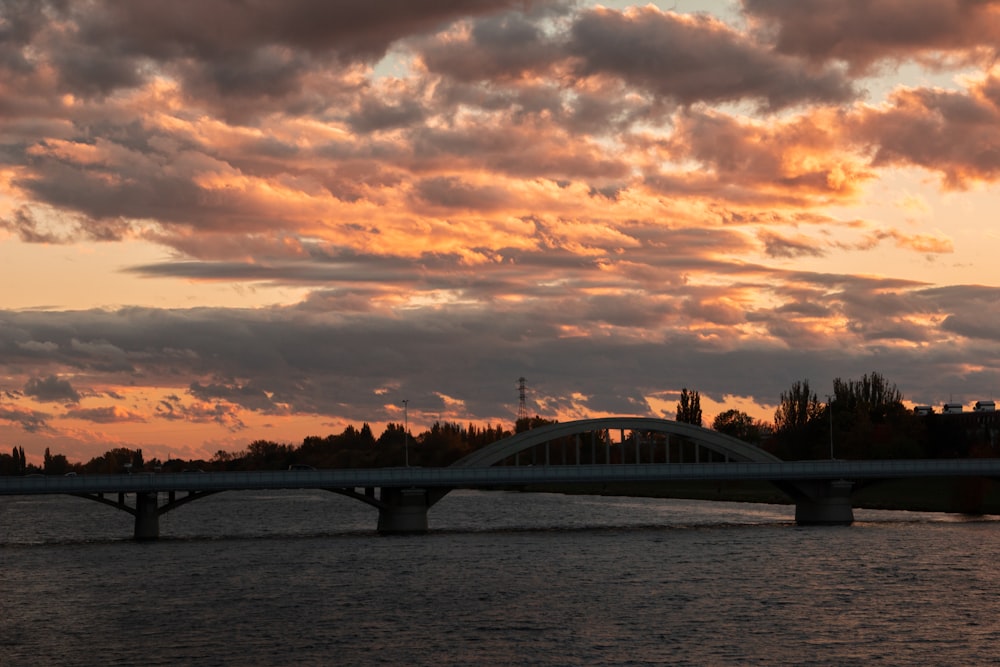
[[3, 417, 999, 539]]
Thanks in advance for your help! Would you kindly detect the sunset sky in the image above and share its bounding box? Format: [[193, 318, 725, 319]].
[[3, 0, 1000, 464]]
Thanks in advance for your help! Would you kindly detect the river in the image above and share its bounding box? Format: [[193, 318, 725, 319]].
[[2, 489, 998, 665]]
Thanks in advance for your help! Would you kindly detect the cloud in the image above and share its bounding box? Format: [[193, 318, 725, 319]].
[[13, 0, 525, 106], [64, 406, 147, 424], [935, 285, 1000, 341], [567, 6, 855, 110], [851, 76, 1000, 187], [189, 381, 289, 414], [413, 176, 512, 210], [873, 229, 955, 254], [759, 230, 826, 258], [24, 376, 81, 403], [2, 0, 1000, 460], [0, 404, 52, 433], [744, 0, 1000, 73], [419, 8, 567, 82], [0, 206, 66, 243], [155, 395, 247, 431], [0, 271, 993, 430], [659, 108, 871, 203]]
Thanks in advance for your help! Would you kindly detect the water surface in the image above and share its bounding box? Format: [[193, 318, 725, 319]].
[[2, 490, 997, 665]]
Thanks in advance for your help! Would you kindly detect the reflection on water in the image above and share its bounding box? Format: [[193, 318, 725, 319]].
[[2, 490, 1000, 666]]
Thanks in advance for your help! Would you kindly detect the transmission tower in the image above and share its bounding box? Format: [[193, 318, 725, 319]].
[[517, 377, 528, 421]]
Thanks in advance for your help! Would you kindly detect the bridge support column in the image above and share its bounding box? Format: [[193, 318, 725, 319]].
[[134, 491, 160, 541], [377, 488, 429, 534], [794, 480, 854, 525]]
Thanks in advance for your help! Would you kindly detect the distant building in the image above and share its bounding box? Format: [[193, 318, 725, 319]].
[[943, 402, 964, 414], [974, 400, 996, 412], [913, 405, 933, 416]]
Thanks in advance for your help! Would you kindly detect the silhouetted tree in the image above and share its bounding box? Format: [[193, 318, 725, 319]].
[[515, 416, 556, 434], [0, 451, 17, 475], [832, 371, 906, 423], [418, 422, 469, 466], [245, 440, 292, 469], [13, 446, 26, 473], [358, 423, 375, 448], [43, 447, 70, 475], [773, 380, 823, 433], [712, 409, 765, 444], [768, 380, 827, 459], [830, 371, 922, 458], [676, 388, 702, 426], [83, 447, 143, 474]]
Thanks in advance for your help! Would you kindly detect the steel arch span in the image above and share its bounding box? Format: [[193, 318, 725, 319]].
[[451, 417, 781, 468]]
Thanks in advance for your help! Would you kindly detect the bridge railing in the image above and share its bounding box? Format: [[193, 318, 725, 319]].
[[5, 458, 1000, 497]]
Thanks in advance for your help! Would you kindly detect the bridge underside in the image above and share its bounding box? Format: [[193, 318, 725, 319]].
[[75, 486, 452, 539], [74, 489, 224, 540]]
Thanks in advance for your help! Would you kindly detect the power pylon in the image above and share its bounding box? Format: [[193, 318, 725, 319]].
[[517, 377, 528, 422]]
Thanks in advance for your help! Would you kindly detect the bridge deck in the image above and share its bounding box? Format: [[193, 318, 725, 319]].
[[4, 458, 1000, 496]]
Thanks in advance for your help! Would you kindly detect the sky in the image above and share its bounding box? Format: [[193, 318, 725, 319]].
[[3, 0, 1000, 464]]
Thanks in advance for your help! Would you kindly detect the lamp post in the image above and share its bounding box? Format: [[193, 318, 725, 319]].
[[402, 399, 409, 467], [826, 394, 835, 460]]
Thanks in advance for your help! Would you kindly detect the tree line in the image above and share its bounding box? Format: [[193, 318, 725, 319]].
[[688, 372, 994, 461], [2, 371, 994, 474]]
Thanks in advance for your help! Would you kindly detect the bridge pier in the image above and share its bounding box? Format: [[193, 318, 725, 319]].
[[793, 480, 854, 526], [134, 491, 160, 540], [377, 488, 429, 534]]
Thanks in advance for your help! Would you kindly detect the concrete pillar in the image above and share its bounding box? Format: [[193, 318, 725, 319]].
[[377, 488, 429, 534], [134, 491, 160, 541], [794, 480, 854, 525]]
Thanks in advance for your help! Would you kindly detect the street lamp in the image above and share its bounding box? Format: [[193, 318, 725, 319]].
[[826, 394, 835, 460], [402, 399, 409, 467]]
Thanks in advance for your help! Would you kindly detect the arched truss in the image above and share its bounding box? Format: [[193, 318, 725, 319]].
[[452, 417, 780, 468]]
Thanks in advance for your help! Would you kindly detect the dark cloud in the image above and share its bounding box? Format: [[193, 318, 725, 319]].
[[936, 286, 1000, 341], [24, 376, 81, 403], [64, 406, 146, 424], [347, 95, 427, 133], [189, 381, 287, 414], [568, 6, 855, 110], [759, 231, 826, 258], [0, 0, 49, 68], [0, 268, 996, 428], [0, 0, 528, 128], [156, 395, 247, 431], [52, 43, 144, 97], [744, 0, 1000, 73], [420, 10, 564, 81], [80, 0, 525, 62], [413, 176, 511, 210], [421, 5, 856, 111], [0, 404, 52, 433], [125, 254, 421, 287]]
